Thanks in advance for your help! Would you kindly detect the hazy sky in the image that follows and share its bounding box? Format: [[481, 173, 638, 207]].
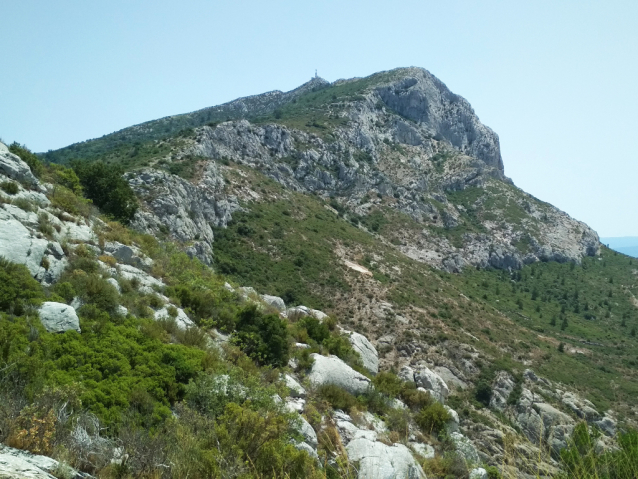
[[1, 1, 637, 236]]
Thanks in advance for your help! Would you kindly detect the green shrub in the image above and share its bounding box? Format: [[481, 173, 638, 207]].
[[50, 164, 83, 194], [386, 407, 411, 441], [68, 272, 119, 313], [317, 384, 358, 412], [298, 316, 330, 344], [415, 401, 450, 435], [323, 334, 361, 368], [11, 197, 34, 212], [9, 142, 44, 178], [37, 213, 55, 237], [372, 371, 403, 398], [70, 160, 138, 223], [359, 386, 390, 415], [231, 304, 290, 367], [0, 181, 18, 195], [400, 383, 433, 411], [185, 370, 280, 419], [203, 402, 320, 478], [52, 282, 76, 303], [0, 259, 44, 314], [50, 185, 92, 217]]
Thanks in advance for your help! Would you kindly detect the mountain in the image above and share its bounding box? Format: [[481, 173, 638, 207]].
[[2, 67, 638, 478]]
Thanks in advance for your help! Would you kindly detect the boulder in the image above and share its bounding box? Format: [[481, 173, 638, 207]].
[[561, 391, 600, 421], [0, 215, 49, 277], [307, 354, 371, 395], [117, 264, 164, 291], [0, 142, 40, 187], [469, 468, 489, 479], [261, 294, 286, 311], [414, 365, 449, 403], [410, 442, 435, 459], [445, 405, 460, 433], [294, 441, 318, 461], [515, 389, 575, 454], [489, 371, 516, 411], [283, 373, 306, 398], [107, 277, 121, 293], [345, 429, 426, 479], [38, 302, 80, 333], [0, 444, 87, 479], [433, 366, 467, 390], [286, 305, 328, 321], [104, 241, 153, 272], [398, 365, 415, 384], [594, 415, 617, 437], [154, 306, 195, 330], [285, 397, 306, 413], [450, 432, 480, 465], [296, 415, 318, 448], [343, 330, 378, 374]]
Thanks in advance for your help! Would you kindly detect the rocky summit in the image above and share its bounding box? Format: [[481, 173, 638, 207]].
[[1, 67, 637, 479]]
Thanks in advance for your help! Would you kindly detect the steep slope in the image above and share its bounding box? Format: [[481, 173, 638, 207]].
[[3, 137, 638, 479], [22, 66, 638, 478]]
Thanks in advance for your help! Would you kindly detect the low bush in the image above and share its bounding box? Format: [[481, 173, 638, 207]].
[[71, 160, 138, 223], [298, 316, 330, 344], [386, 407, 411, 441], [372, 371, 403, 398], [0, 181, 18, 195], [0, 259, 44, 315], [400, 383, 434, 411], [50, 185, 92, 217], [317, 384, 358, 412], [415, 401, 450, 435], [231, 304, 290, 367]]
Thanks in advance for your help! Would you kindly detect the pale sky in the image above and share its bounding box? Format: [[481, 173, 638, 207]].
[[1, 1, 637, 236]]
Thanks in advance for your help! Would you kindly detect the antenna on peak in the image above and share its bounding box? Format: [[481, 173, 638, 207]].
[[315, 69, 318, 79]]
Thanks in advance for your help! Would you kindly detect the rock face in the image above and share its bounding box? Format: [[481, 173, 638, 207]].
[[343, 330, 379, 374], [127, 166, 240, 265], [450, 432, 480, 465], [345, 429, 426, 479], [307, 354, 371, 395], [375, 68, 503, 171], [38, 302, 80, 333], [514, 391, 575, 455], [104, 241, 153, 272], [0, 445, 86, 479], [261, 294, 286, 312], [0, 143, 40, 188], [413, 364, 450, 403]]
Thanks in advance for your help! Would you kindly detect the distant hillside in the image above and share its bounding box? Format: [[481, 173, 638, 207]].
[[601, 237, 638, 258]]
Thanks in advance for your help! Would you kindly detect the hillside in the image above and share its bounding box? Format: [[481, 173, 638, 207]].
[[1, 67, 638, 478]]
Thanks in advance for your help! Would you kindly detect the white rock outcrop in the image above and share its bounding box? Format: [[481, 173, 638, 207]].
[[104, 241, 153, 272], [154, 306, 195, 330], [0, 445, 84, 479], [345, 430, 426, 479], [0, 142, 40, 188], [283, 373, 306, 398], [307, 354, 371, 395], [343, 330, 379, 375], [414, 364, 449, 403], [38, 302, 80, 333], [261, 294, 286, 311]]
